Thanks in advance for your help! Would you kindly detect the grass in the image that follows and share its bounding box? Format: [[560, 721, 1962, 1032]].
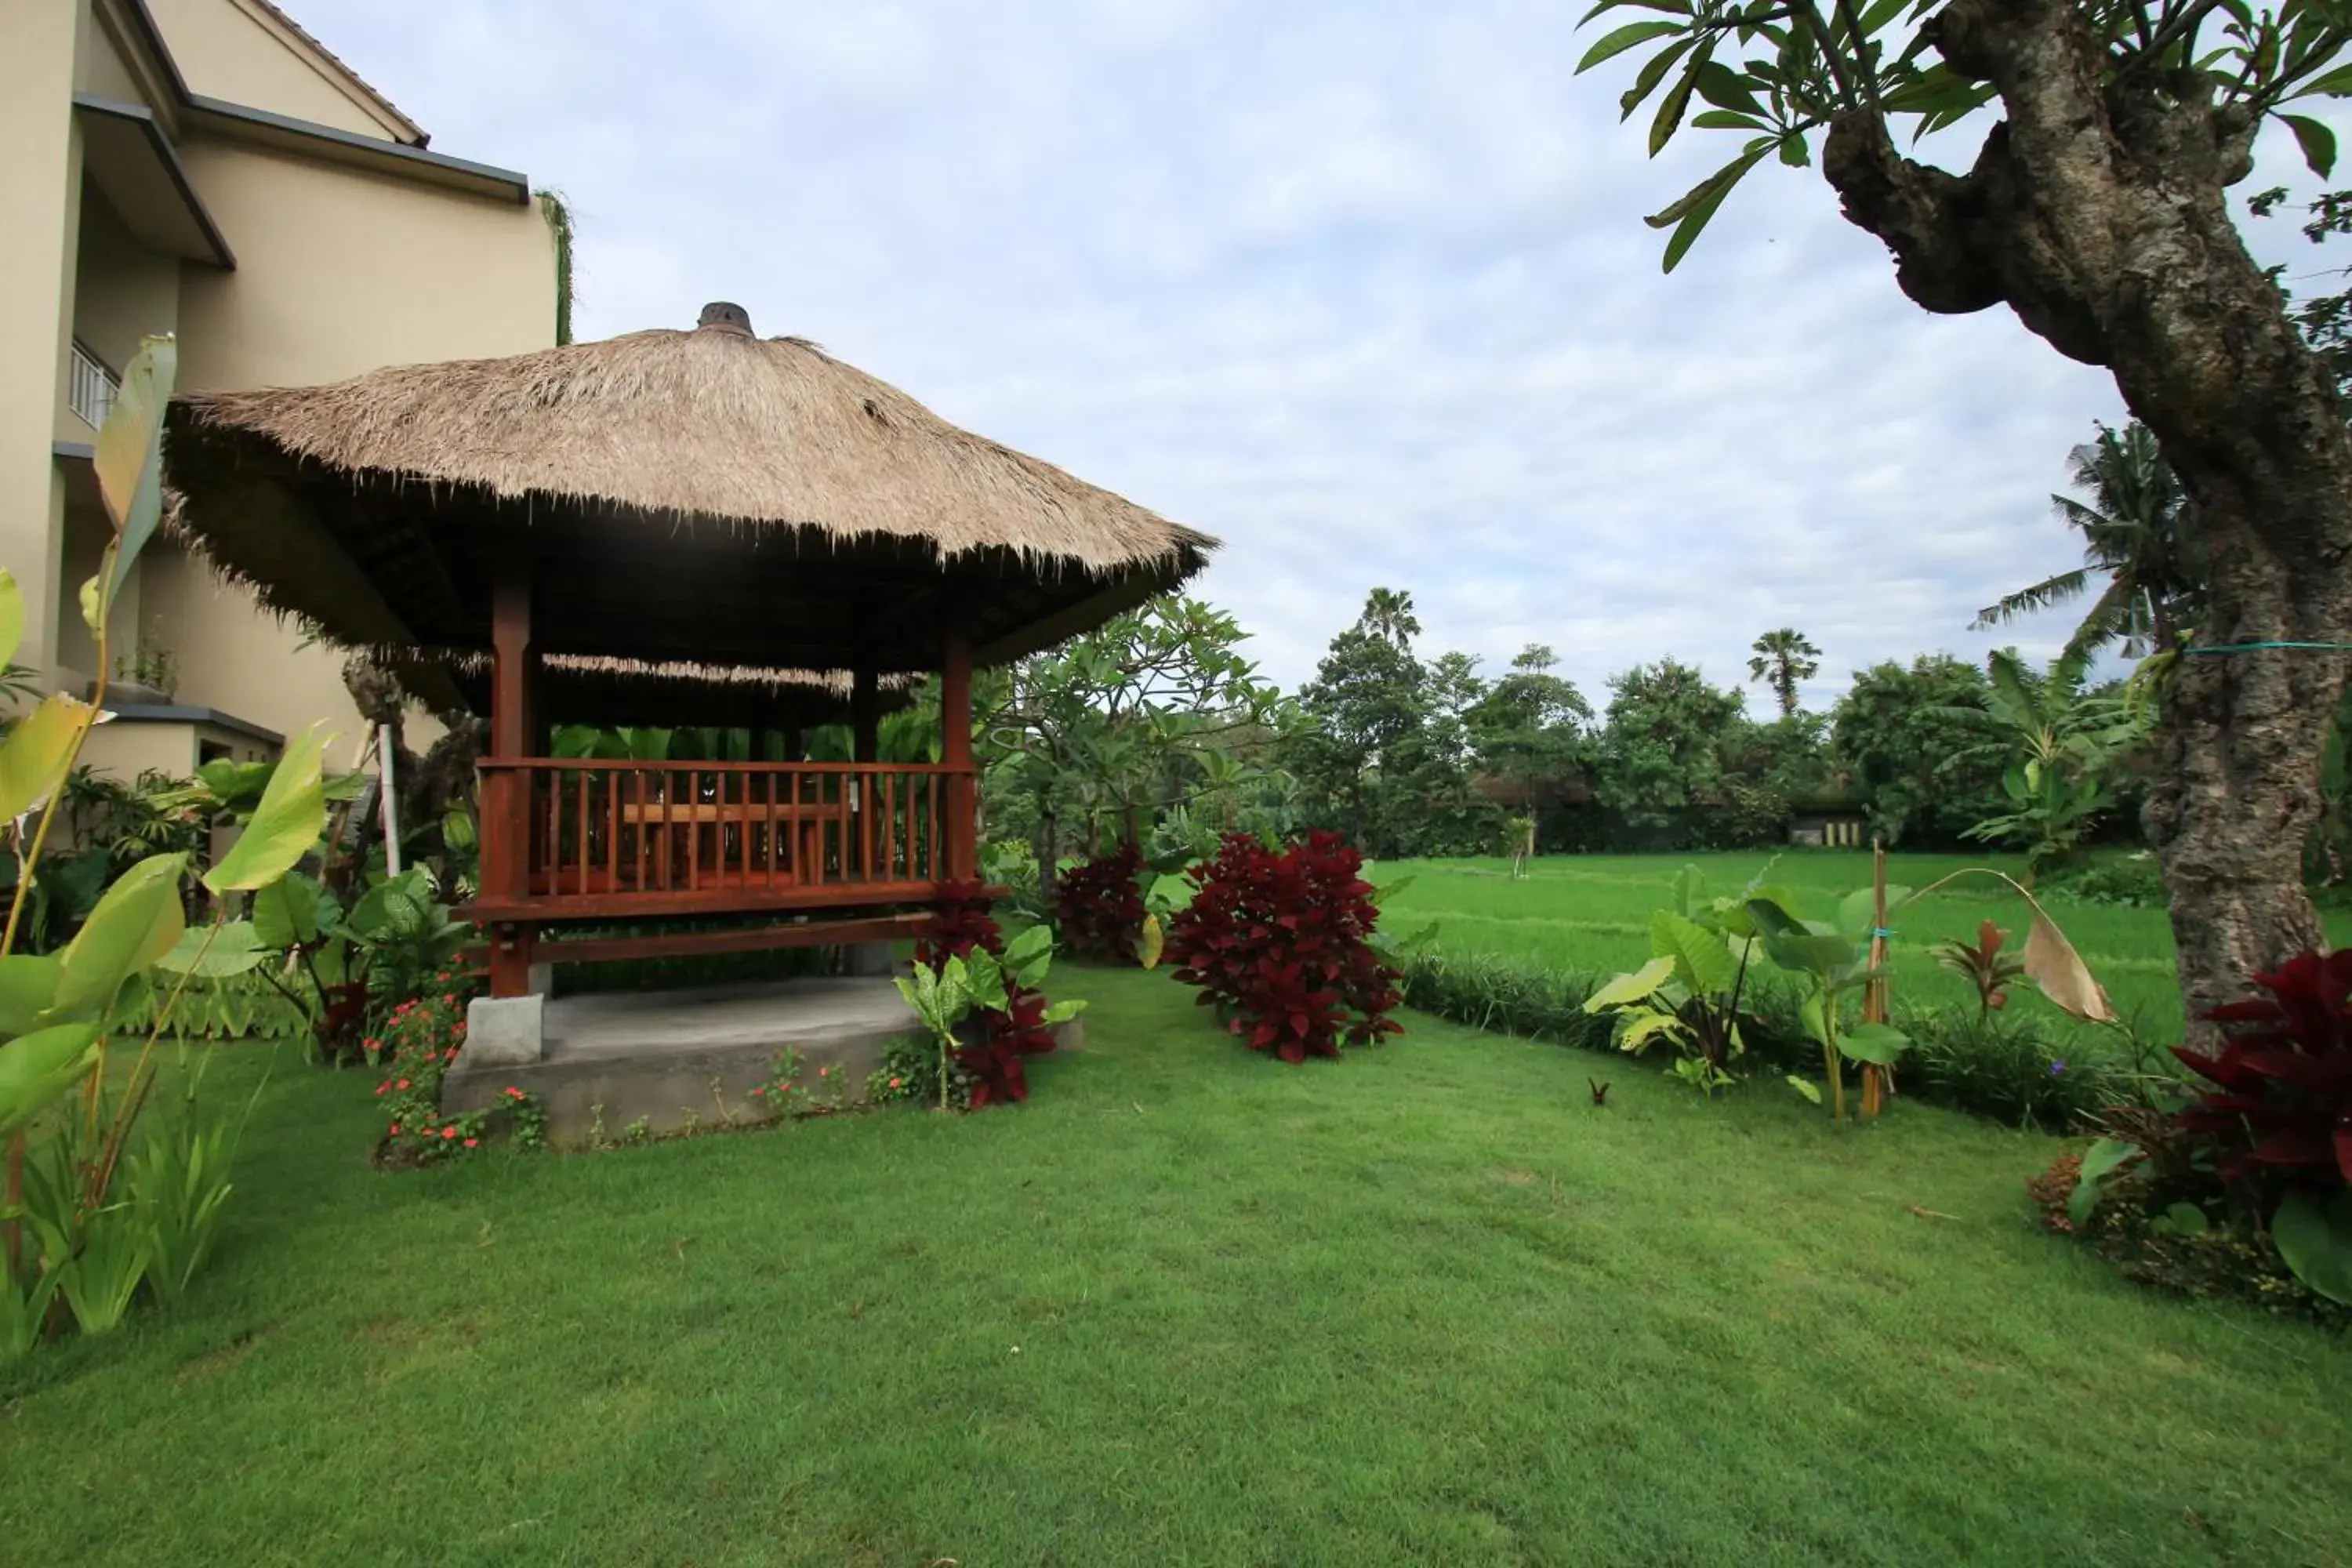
[[5, 966, 2350, 1565], [1374, 848, 2352, 1044]]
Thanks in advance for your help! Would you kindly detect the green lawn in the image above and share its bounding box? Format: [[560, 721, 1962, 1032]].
[[1375, 849, 2352, 1041], [5, 966, 2349, 1565]]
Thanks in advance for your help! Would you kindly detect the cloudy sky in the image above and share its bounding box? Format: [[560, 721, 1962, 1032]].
[[296, 0, 2346, 710]]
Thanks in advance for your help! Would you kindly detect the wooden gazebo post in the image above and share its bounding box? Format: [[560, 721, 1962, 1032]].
[[482, 561, 539, 997], [940, 626, 975, 882]]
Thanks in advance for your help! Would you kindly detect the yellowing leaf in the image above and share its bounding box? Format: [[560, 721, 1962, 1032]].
[[94, 336, 177, 614], [2024, 906, 2115, 1022], [1137, 912, 1165, 970], [204, 724, 331, 895], [0, 569, 23, 673], [53, 852, 188, 1022], [1583, 955, 1677, 1014], [0, 694, 97, 822]]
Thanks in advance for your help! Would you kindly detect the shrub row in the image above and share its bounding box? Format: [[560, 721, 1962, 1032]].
[[1399, 949, 2143, 1128]]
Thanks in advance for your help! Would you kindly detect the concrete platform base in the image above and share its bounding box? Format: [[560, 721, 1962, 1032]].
[[442, 977, 920, 1147]]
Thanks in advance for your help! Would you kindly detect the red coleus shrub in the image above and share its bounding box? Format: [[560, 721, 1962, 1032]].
[[1054, 842, 1146, 964], [957, 985, 1062, 1109], [1164, 830, 1403, 1064], [2172, 948, 2352, 1196], [916, 880, 1004, 968]]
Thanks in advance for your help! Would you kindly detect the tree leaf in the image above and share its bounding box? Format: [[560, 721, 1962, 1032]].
[[2023, 906, 2116, 1022], [0, 1021, 102, 1139], [0, 694, 98, 822], [2281, 113, 2338, 178], [203, 723, 330, 895], [1650, 143, 1770, 271], [1785, 1073, 1823, 1104], [94, 336, 177, 614], [53, 852, 188, 1022], [2270, 1189, 2352, 1305], [1577, 19, 1686, 74], [1583, 954, 1678, 1013]]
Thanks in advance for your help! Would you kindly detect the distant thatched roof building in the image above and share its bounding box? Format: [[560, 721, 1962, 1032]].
[[165, 303, 1215, 673]]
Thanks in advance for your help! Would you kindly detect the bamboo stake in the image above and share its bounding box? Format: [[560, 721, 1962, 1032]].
[[1862, 838, 1890, 1117]]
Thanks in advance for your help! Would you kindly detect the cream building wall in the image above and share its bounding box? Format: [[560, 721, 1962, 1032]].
[[3, 0, 557, 776]]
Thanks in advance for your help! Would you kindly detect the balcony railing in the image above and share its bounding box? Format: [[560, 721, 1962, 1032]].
[[68, 342, 118, 430], [469, 758, 975, 921]]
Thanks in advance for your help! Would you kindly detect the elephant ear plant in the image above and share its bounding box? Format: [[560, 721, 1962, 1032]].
[[0, 336, 334, 1356], [1582, 863, 1796, 1095]]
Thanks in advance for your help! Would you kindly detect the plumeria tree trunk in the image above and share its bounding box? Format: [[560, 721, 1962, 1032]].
[[1819, 0, 2352, 1039]]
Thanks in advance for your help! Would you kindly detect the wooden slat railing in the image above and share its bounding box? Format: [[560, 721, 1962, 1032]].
[[474, 758, 973, 916]]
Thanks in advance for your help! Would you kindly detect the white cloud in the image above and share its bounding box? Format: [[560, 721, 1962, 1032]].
[[287, 1, 2347, 711]]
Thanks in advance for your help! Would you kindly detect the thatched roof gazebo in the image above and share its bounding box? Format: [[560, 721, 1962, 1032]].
[[397, 651, 921, 735], [166, 302, 1214, 996]]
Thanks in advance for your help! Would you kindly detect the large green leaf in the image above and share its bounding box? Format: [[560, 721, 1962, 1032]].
[[203, 723, 329, 895], [0, 569, 22, 673], [151, 920, 267, 979], [252, 872, 326, 949], [0, 694, 97, 822], [1838, 1022, 1910, 1066], [1582, 955, 1677, 1014], [0, 954, 62, 1035], [0, 1020, 102, 1138], [1616, 1008, 1692, 1056], [2068, 1137, 2140, 1227], [2272, 1189, 2352, 1305], [53, 851, 188, 1022], [1745, 898, 1852, 978], [1651, 909, 1737, 996], [2282, 114, 2339, 180], [96, 336, 177, 614], [1834, 885, 1913, 942]]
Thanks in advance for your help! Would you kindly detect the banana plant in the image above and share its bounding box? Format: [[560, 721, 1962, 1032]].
[[1744, 896, 1911, 1123]]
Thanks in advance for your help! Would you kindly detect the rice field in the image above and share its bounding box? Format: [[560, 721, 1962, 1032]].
[[1372, 850, 2352, 1044]]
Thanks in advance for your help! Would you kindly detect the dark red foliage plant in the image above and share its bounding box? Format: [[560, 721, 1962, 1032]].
[[1054, 842, 1146, 964], [1164, 829, 1403, 1064], [916, 880, 1004, 968], [2171, 948, 2352, 1200]]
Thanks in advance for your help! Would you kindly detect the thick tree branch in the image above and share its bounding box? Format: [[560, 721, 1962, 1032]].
[[1820, 110, 2005, 316]]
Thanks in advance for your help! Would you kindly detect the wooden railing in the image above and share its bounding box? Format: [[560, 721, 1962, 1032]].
[[472, 758, 975, 919]]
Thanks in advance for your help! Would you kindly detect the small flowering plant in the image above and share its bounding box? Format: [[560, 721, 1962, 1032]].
[[751, 1047, 851, 1120], [373, 971, 544, 1166]]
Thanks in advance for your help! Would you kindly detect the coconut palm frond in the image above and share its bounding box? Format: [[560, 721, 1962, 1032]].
[[1973, 569, 2091, 630]]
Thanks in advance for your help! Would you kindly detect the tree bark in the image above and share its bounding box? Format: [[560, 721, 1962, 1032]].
[[1820, 0, 2352, 1041]]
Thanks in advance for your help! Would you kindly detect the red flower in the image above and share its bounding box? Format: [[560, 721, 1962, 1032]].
[[375, 1083, 388, 1096], [751, 1085, 766, 1096], [889, 1076, 902, 1089], [503, 1086, 525, 1100], [441, 1126, 457, 1139], [396, 1078, 411, 1091], [463, 1138, 478, 1149], [818, 1065, 830, 1078], [389, 1123, 401, 1135]]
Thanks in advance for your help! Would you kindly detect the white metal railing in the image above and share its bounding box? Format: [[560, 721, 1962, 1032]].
[[68, 341, 118, 430]]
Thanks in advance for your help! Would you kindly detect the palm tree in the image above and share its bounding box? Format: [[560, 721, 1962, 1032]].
[[1356, 587, 1421, 649], [1747, 628, 1820, 717], [1974, 421, 2203, 659]]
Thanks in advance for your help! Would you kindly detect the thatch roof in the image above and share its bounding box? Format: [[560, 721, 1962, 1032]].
[[165, 303, 1216, 673], [390, 650, 920, 730]]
